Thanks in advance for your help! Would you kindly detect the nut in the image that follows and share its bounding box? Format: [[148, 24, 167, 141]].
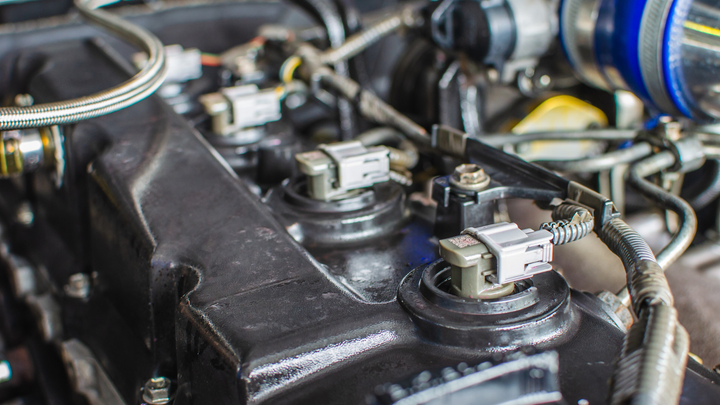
[[143, 377, 171, 405], [597, 291, 634, 330], [0, 360, 11, 383], [449, 164, 491, 191], [658, 116, 683, 141], [15, 202, 33, 226], [65, 273, 91, 299]]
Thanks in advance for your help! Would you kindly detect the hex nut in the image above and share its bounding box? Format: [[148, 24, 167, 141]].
[[143, 377, 171, 405], [449, 164, 491, 191], [597, 291, 634, 330], [65, 273, 91, 299]]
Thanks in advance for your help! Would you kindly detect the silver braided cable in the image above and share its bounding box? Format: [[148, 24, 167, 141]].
[[0, 0, 167, 130], [321, 12, 405, 65]]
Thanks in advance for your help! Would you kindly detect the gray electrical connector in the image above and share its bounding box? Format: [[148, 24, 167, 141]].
[[439, 222, 554, 298], [296, 141, 390, 201], [200, 84, 282, 136], [134, 44, 203, 114], [134, 44, 202, 84]]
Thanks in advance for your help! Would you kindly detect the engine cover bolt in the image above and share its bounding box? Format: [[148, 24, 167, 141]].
[[449, 164, 491, 191], [65, 273, 91, 299], [143, 376, 172, 405]]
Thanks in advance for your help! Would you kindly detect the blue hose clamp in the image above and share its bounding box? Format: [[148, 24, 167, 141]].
[[560, 0, 714, 122]]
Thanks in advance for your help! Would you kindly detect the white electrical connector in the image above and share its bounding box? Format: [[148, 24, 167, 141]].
[[133, 44, 202, 84], [296, 141, 390, 201], [462, 223, 554, 284], [200, 84, 282, 136], [133, 45, 203, 113], [440, 222, 554, 298]]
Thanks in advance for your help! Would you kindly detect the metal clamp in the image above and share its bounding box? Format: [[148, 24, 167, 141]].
[[668, 136, 706, 173]]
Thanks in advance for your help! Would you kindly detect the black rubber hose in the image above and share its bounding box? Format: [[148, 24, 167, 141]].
[[686, 160, 720, 210], [627, 151, 697, 270], [291, 0, 357, 140], [332, 0, 372, 88]]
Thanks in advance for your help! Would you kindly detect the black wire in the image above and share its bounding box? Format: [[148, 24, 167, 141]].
[[686, 160, 720, 210]]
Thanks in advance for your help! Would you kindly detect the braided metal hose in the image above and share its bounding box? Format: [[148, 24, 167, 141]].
[[540, 204, 593, 245], [0, 0, 167, 130], [312, 65, 430, 145], [321, 11, 406, 65]]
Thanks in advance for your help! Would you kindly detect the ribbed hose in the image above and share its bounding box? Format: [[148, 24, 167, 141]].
[[599, 218, 687, 405], [610, 304, 689, 405], [0, 0, 167, 130], [540, 204, 593, 245], [599, 218, 674, 312]]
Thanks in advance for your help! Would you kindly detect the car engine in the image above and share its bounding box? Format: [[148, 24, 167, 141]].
[[1, 0, 720, 404]]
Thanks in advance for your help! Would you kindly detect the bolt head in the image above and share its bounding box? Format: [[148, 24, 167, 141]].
[[15, 202, 33, 226], [657, 118, 683, 141], [14, 94, 34, 107], [450, 164, 490, 191], [143, 377, 171, 404], [65, 273, 90, 299]]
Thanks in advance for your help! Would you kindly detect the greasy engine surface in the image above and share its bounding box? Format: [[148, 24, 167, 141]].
[[1, 1, 720, 405]]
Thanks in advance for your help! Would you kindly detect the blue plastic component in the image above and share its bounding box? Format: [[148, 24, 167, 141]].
[[664, 0, 694, 119], [561, 0, 720, 122], [598, 0, 650, 103]]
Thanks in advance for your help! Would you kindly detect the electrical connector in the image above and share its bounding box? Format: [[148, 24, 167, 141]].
[[439, 222, 554, 298], [295, 140, 390, 201]]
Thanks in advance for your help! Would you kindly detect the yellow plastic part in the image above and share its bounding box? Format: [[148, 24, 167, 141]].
[[511, 95, 609, 161]]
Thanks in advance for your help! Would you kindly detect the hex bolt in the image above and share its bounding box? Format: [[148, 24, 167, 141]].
[[0, 360, 11, 383], [597, 291, 634, 330], [15, 202, 34, 226], [658, 116, 682, 141], [64, 273, 91, 299], [143, 377, 172, 405], [8, 256, 36, 298], [449, 163, 491, 191], [14, 94, 34, 107]]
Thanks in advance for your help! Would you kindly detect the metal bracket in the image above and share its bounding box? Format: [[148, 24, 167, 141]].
[[61, 339, 127, 405], [567, 181, 620, 233]]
